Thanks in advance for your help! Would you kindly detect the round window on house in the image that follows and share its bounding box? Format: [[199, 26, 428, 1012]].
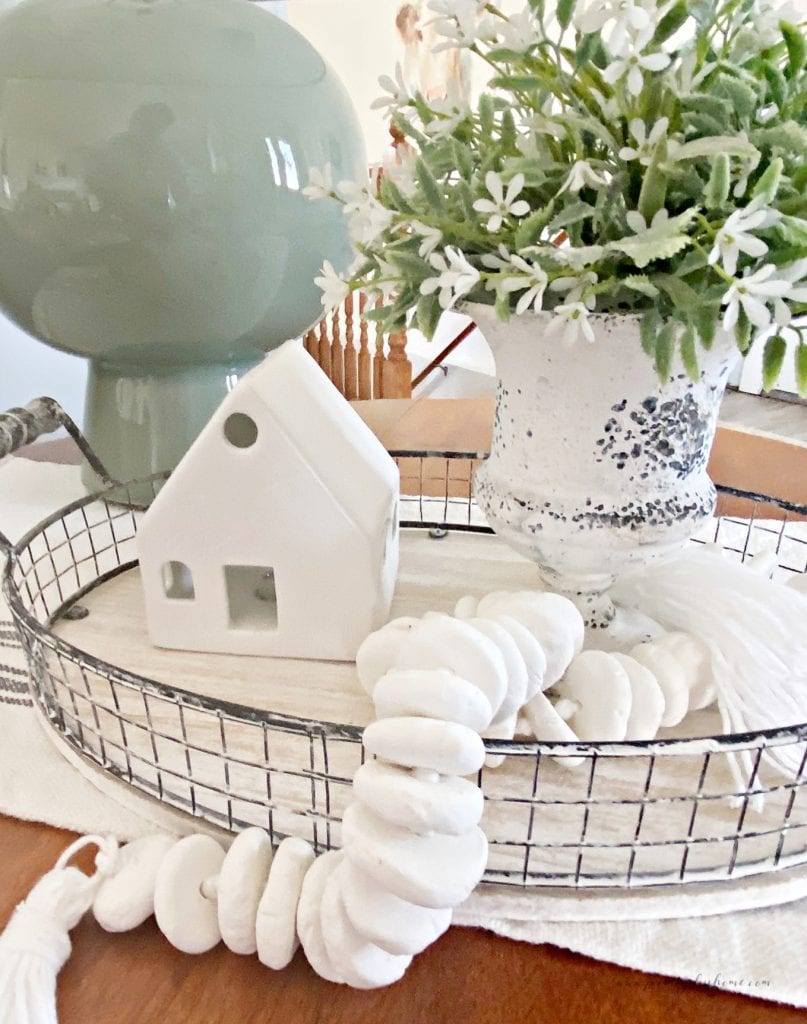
[[224, 412, 258, 449]]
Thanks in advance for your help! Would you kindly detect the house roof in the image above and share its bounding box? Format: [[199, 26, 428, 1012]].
[[221, 342, 399, 543]]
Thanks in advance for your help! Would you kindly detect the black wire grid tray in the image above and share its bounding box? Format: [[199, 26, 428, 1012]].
[[2, 411, 807, 891]]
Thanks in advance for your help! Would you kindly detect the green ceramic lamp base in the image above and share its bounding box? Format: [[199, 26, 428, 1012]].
[[82, 356, 263, 494]]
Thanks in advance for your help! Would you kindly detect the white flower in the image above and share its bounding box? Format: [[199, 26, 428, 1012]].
[[480, 244, 512, 271], [302, 164, 334, 201], [550, 270, 598, 309], [603, 38, 671, 96], [385, 150, 418, 196], [561, 160, 608, 195], [708, 197, 781, 277], [772, 259, 807, 326], [547, 302, 597, 345], [368, 259, 399, 303], [423, 84, 472, 138], [338, 181, 394, 246], [619, 117, 669, 166], [548, 244, 606, 270], [371, 63, 411, 115], [411, 221, 443, 258], [721, 264, 791, 333], [314, 261, 349, 310], [496, 9, 539, 52], [427, 0, 495, 51], [473, 171, 530, 232], [420, 246, 480, 310], [501, 257, 549, 315]]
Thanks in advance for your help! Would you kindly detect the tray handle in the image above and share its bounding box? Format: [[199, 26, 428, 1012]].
[[0, 397, 115, 556], [0, 397, 113, 484]]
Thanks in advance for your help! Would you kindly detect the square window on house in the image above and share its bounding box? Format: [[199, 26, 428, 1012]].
[[225, 565, 278, 631], [162, 561, 194, 600]]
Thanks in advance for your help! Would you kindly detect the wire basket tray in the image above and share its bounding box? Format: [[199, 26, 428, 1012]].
[[3, 453, 807, 891]]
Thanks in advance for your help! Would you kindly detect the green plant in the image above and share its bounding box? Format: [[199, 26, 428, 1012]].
[[306, 0, 807, 392]]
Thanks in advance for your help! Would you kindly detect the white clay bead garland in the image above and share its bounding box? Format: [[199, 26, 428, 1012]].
[[395, 614, 509, 718], [476, 592, 583, 687], [320, 868, 412, 989], [217, 826, 274, 955], [255, 836, 315, 970], [489, 613, 548, 699], [153, 834, 226, 955], [466, 618, 528, 725], [554, 651, 632, 742], [651, 631, 716, 711], [352, 761, 484, 835], [372, 668, 493, 733], [296, 850, 345, 984], [338, 859, 452, 956], [355, 617, 419, 696], [629, 641, 690, 727], [341, 802, 488, 909], [363, 717, 486, 777], [610, 653, 666, 741], [93, 833, 176, 933]]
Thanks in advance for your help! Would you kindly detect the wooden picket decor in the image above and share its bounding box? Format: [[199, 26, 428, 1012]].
[[303, 291, 413, 400]]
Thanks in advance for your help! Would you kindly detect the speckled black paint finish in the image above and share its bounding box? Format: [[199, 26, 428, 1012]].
[[595, 389, 711, 479]]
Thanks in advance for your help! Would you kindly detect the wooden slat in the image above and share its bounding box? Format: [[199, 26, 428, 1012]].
[[317, 320, 331, 375], [358, 294, 372, 400], [373, 331, 385, 399], [330, 306, 344, 396], [382, 330, 413, 399], [303, 328, 318, 358], [343, 293, 358, 401]]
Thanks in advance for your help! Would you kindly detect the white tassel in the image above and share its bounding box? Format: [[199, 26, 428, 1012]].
[[613, 548, 807, 778], [0, 835, 118, 1024]]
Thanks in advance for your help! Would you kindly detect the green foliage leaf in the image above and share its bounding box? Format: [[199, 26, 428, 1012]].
[[694, 305, 719, 350], [608, 209, 697, 269], [782, 22, 807, 79], [514, 201, 555, 249], [500, 109, 517, 151], [735, 307, 753, 354], [753, 156, 783, 205], [797, 343, 807, 398], [653, 0, 689, 44], [386, 250, 431, 282], [705, 153, 731, 208], [479, 93, 495, 136], [638, 143, 668, 223], [655, 323, 675, 382], [656, 273, 701, 311], [714, 74, 760, 120], [379, 175, 416, 215], [674, 135, 760, 162], [680, 324, 699, 382], [415, 158, 443, 211], [556, 0, 575, 29], [762, 335, 787, 392], [640, 310, 661, 358], [623, 275, 660, 298], [751, 122, 807, 154], [450, 139, 473, 181], [774, 216, 807, 245], [762, 61, 787, 108], [416, 292, 442, 339], [547, 200, 596, 233]]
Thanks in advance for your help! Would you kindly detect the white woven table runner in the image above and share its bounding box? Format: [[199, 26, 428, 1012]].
[[1, 456, 806, 1007]]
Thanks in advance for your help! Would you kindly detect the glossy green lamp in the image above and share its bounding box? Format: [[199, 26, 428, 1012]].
[[0, 0, 365, 484]]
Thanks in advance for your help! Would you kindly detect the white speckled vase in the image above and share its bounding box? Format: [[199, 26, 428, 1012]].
[[470, 304, 738, 634]]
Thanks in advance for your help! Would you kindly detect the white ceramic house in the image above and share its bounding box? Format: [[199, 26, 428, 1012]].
[[137, 341, 400, 661]]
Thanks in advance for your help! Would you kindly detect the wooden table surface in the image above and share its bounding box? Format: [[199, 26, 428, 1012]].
[[3, 401, 807, 1022]]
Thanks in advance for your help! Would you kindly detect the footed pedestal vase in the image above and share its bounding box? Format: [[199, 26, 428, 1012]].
[[470, 304, 737, 638]]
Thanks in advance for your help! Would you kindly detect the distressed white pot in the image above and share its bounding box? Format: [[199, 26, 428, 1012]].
[[470, 304, 737, 635]]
